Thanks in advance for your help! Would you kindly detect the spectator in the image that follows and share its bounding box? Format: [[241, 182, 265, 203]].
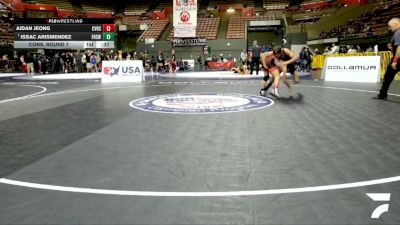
[[250, 40, 262, 75], [150, 56, 157, 72], [305, 48, 313, 71], [197, 54, 202, 70], [40, 53, 50, 74], [156, 51, 165, 72], [53, 53, 63, 73], [90, 53, 97, 72], [169, 50, 176, 72], [327, 43, 340, 55], [65, 52, 74, 73], [61, 52, 67, 72], [2, 54, 9, 72], [323, 46, 330, 55], [25, 53, 34, 76], [356, 45, 363, 52], [169, 52, 177, 73], [74, 50, 83, 73], [230, 64, 249, 75], [219, 54, 224, 62], [240, 49, 247, 65], [299, 47, 307, 71], [132, 51, 138, 60], [347, 45, 357, 54], [365, 25, 373, 37]]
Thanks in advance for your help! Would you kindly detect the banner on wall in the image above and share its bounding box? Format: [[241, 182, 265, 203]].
[[323, 56, 380, 83], [174, 26, 196, 38], [171, 37, 206, 47], [173, 0, 197, 27], [145, 38, 155, 44]]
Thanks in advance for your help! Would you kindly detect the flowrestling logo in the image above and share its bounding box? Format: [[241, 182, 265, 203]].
[[129, 93, 274, 114]]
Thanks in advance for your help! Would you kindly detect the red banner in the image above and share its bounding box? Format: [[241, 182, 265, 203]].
[[84, 12, 113, 18], [151, 11, 167, 20], [339, 0, 364, 5], [16, 3, 57, 12], [208, 61, 236, 70], [302, 2, 330, 10], [57, 10, 79, 18], [242, 7, 255, 17]]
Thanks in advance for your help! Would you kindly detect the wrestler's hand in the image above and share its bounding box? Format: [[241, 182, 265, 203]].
[[391, 61, 397, 70]]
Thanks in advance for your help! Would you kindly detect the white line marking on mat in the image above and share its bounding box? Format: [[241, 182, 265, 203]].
[[0, 176, 399, 197], [0, 83, 398, 104], [0, 85, 47, 104]]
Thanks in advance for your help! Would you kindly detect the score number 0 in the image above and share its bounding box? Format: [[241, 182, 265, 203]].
[[103, 24, 115, 32]]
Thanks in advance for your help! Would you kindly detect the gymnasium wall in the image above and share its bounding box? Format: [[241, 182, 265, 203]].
[[247, 31, 279, 48], [136, 39, 247, 60], [285, 33, 308, 45]]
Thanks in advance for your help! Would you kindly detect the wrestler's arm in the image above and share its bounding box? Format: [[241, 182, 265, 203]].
[[261, 51, 273, 69], [278, 61, 287, 75], [281, 48, 299, 65]]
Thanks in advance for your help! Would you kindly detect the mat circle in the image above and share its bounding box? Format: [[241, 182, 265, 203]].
[[129, 93, 274, 114]]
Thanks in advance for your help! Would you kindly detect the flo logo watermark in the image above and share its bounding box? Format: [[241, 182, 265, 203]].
[[366, 193, 391, 219]]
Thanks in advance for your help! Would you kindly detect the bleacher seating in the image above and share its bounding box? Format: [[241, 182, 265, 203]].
[[226, 16, 275, 39], [0, 3, 13, 47], [168, 17, 220, 40], [124, 3, 151, 16], [155, 2, 170, 11], [293, 7, 335, 23], [263, 0, 289, 10], [122, 17, 152, 26], [0, 19, 13, 47], [301, 0, 330, 5], [208, 0, 254, 8], [81, 1, 114, 14], [34, 0, 75, 10], [320, 1, 400, 40], [367, 7, 400, 36], [139, 20, 168, 42]]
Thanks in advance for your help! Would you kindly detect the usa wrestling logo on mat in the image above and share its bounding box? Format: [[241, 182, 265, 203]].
[[129, 93, 274, 114]]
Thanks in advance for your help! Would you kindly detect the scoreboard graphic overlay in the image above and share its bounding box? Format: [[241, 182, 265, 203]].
[[14, 18, 115, 49]]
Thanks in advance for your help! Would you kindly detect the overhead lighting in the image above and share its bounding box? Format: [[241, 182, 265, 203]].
[[227, 7, 235, 13]]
